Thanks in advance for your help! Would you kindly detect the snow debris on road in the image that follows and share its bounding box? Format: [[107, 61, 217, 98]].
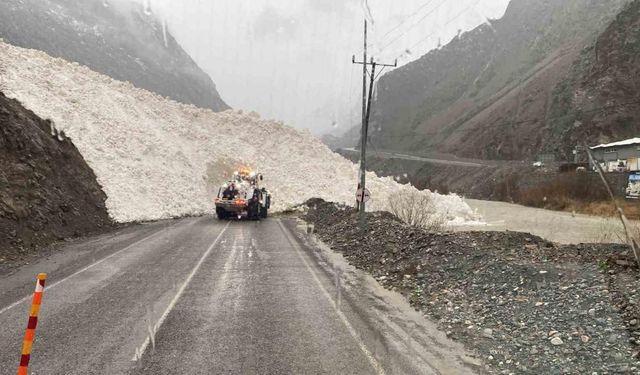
[[0, 41, 481, 224]]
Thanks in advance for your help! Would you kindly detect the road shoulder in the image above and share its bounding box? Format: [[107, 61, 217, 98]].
[[0, 218, 187, 312], [281, 217, 482, 374]]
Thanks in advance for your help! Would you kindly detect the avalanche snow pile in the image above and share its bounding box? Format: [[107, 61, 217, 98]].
[[0, 41, 481, 224]]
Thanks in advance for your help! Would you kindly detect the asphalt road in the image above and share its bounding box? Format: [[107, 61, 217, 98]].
[[0, 217, 477, 374], [339, 148, 488, 168]]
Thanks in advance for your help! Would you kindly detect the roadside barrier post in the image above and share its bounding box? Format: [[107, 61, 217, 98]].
[[17, 273, 47, 375]]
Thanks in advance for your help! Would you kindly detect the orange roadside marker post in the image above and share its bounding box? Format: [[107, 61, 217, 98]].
[[17, 273, 47, 375]]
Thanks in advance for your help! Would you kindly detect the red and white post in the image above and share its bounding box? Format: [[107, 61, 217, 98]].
[[17, 273, 47, 375]]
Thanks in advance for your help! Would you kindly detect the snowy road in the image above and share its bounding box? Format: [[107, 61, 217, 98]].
[[0, 217, 477, 374]]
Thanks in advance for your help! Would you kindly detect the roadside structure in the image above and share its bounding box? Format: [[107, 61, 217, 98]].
[[590, 137, 640, 172]]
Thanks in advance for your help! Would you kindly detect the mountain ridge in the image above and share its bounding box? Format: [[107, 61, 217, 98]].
[[371, 0, 630, 161], [0, 0, 228, 111]]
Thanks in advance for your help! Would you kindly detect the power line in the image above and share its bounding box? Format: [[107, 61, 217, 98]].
[[362, 0, 375, 25], [377, 0, 448, 54], [392, 0, 481, 57], [353, 0, 445, 57], [377, 0, 436, 44]]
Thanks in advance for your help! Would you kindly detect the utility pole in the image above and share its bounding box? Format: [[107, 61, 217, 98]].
[[352, 20, 397, 229], [357, 19, 368, 214]]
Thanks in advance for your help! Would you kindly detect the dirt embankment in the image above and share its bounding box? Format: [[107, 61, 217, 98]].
[[0, 92, 112, 264], [304, 199, 640, 374]]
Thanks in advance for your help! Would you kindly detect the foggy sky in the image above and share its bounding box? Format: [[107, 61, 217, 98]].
[[141, 0, 510, 135]]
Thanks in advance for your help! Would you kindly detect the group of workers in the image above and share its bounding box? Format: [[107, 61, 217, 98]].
[[221, 168, 264, 201], [222, 183, 240, 200]]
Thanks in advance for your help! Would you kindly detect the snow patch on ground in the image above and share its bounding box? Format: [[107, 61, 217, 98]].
[[0, 41, 481, 224]]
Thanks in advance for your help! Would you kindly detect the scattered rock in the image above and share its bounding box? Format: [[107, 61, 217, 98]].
[[303, 199, 640, 375], [483, 328, 494, 338]]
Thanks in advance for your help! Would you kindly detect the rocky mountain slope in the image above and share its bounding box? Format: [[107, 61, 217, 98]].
[[546, 0, 640, 159], [0, 91, 111, 263], [371, 0, 629, 161], [0, 0, 228, 111]]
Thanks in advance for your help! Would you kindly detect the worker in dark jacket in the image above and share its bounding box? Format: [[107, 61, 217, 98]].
[[248, 188, 262, 220], [222, 183, 238, 200]]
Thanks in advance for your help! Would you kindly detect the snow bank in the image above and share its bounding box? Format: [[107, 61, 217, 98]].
[[0, 41, 481, 224]]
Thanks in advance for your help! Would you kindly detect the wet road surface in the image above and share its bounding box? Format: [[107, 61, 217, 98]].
[[0, 217, 477, 374]]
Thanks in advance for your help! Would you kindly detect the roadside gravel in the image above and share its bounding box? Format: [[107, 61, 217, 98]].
[[304, 199, 640, 374]]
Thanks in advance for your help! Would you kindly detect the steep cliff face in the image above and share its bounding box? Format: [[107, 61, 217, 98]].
[[372, 0, 628, 160], [0, 0, 228, 111], [545, 0, 640, 158], [0, 92, 112, 262]]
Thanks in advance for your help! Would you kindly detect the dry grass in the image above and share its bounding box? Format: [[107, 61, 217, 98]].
[[519, 173, 609, 209], [517, 172, 640, 219], [387, 190, 449, 232], [591, 218, 640, 244], [592, 219, 626, 243], [581, 199, 640, 219], [521, 196, 640, 220]]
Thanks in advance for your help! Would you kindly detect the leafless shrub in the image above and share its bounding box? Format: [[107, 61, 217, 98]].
[[387, 190, 449, 232], [519, 172, 610, 210], [593, 219, 626, 243], [593, 219, 640, 244]]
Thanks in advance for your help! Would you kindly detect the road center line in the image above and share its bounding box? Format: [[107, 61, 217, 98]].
[[0, 220, 188, 316], [276, 220, 386, 375], [132, 221, 230, 362]]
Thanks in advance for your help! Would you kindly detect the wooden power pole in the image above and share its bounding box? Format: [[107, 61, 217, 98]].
[[352, 19, 397, 228]]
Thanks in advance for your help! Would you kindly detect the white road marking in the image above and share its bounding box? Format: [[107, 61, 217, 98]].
[[0, 220, 188, 316], [132, 221, 230, 361], [277, 220, 386, 375]]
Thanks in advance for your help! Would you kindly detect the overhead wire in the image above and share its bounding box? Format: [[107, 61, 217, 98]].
[[353, 1, 504, 136], [389, 0, 482, 58], [376, 0, 436, 44], [376, 0, 449, 55], [362, 0, 375, 25], [365, 2, 639, 151]]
